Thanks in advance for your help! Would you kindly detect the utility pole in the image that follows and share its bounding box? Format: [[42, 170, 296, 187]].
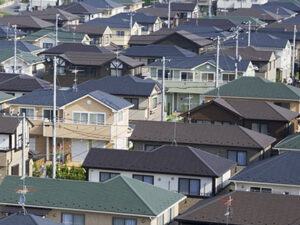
[[13, 24, 17, 73], [248, 21, 251, 47], [22, 113, 26, 177], [55, 14, 59, 46], [235, 28, 239, 79], [168, 0, 171, 29], [292, 25, 297, 79], [216, 36, 220, 88], [208, 0, 212, 18], [162, 56, 166, 121], [128, 11, 134, 36]]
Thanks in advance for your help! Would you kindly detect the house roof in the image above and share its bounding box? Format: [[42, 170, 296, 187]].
[[252, 5, 297, 17], [82, 0, 124, 9], [0, 73, 51, 92], [83, 145, 236, 177], [204, 76, 300, 101], [79, 75, 160, 97], [231, 151, 300, 186], [129, 121, 276, 149], [74, 24, 109, 36], [58, 2, 101, 15], [175, 191, 300, 225], [0, 40, 41, 52], [274, 132, 300, 151], [122, 45, 197, 58], [0, 49, 43, 65], [0, 175, 185, 217], [0, 213, 63, 225], [137, 7, 178, 19], [183, 18, 239, 31], [264, 1, 300, 12], [0, 15, 53, 29], [82, 17, 135, 29], [0, 115, 22, 134], [22, 28, 86, 43], [111, 12, 159, 24], [9, 89, 132, 111], [182, 98, 299, 122], [226, 8, 283, 21], [22, 8, 79, 22], [173, 25, 232, 39], [0, 25, 25, 39], [152, 2, 197, 12], [206, 16, 267, 27], [0, 92, 13, 104]]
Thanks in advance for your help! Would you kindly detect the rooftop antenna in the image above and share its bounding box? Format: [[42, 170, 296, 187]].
[[224, 196, 233, 225], [17, 176, 28, 215], [70, 66, 83, 91]]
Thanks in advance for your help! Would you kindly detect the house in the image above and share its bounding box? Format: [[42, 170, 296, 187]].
[[41, 43, 144, 86], [0, 25, 25, 40], [175, 191, 300, 225], [82, 17, 142, 47], [58, 2, 102, 23], [251, 5, 297, 20], [130, 121, 276, 166], [204, 76, 300, 113], [183, 18, 238, 31], [83, 145, 236, 197], [0, 49, 44, 76], [8, 88, 133, 163], [273, 132, 300, 153], [152, 3, 200, 19], [79, 75, 162, 121], [111, 0, 143, 11], [0, 92, 14, 112], [129, 29, 213, 54], [0, 175, 185, 225], [217, 0, 267, 11], [82, 0, 125, 17], [231, 151, 300, 195], [0, 213, 63, 225], [0, 15, 53, 34], [21, 8, 79, 27], [30, 0, 62, 10], [110, 12, 162, 35], [0, 73, 51, 98], [22, 28, 91, 49], [147, 55, 255, 112], [205, 16, 267, 29], [181, 98, 299, 142], [0, 114, 33, 177], [74, 24, 112, 46], [264, 1, 300, 14]]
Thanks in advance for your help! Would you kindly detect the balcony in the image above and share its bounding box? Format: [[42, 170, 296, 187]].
[[43, 121, 112, 141]]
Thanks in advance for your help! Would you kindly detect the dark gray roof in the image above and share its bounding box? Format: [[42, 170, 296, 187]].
[[0, 40, 40, 52], [111, 12, 159, 24], [0, 213, 63, 225], [153, 2, 197, 11], [83, 145, 236, 177], [0, 73, 51, 92], [252, 5, 296, 17], [264, 2, 300, 13], [0, 115, 21, 134], [227, 8, 282, 21], [123, 45, 197, 58], [22, 8, 79, 22], [231, 152, 300, 186], [174, 25, 232, 39], [83, 17, 133, 29], [74, 24, 108, 36], [82, 0, 123, 9], [183, 18, 239, 31], [58, 2, 101, 15], [79, 75, 160, 97], [130, 121, 276, 149], [0, 25, 25, 39], [9, 89, 132, 111], [0, 15, 53, 29], [137, 7, 178, 19]]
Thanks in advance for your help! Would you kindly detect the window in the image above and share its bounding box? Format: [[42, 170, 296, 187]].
[[250, 187, 272, 193], [178, 178, 200, 196], [145, 144, 160, 151], [133, 174, 154, 184], [113, 218, 136, 225], [19, 108, 34, 119], [116, 31, 125, 36], [228, 150, 247, 166], [99, 172, 119, 182], [201, 72, 214, 82], [42, 42, 53, 49], [118, 111, 123, 122], [73, 112, 105, 125], [152, 97, 158, 109], [62, 213, 85, 225], [158, 70, 173, 80], [274, 102, 290, 109], [222, 74, 235, 82], [43, 109, 58, 121], [251, 123, 268, 134], [181, 72, 193, 81], [124, 98, 139, 110]]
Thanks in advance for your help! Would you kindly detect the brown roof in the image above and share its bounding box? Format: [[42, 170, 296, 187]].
[[182, 98, 300, 122], [0, 115, 21, 134], [175, 191, 300, 225], [130, 121, 276, 149], [0, 15, 53, 29]]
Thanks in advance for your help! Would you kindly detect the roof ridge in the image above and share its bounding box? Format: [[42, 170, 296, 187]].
[[121, 176, 157, 215], [238, 126, 264, 148]]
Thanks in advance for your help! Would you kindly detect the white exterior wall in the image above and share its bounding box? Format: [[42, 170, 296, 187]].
[[0, 134, 9, 150], [2, 58, 44, 76], [89, 169, 214, 196], [234, 182, 300, 196], [217, 0, 267, 9]]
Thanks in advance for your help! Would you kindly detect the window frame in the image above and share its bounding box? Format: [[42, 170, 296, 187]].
[[227, 150, 247, 166], [99, 172, 120, 182], [178, 178, 201, 196], [132, 174, 154, 185], [19, 107, 35, 120], [112, 218, 137, 225], [180, 71, 194, 81], [124, 97, 139, 110], [72, 111, 106, 125], [200, 72, 215, 82], [152, 97, 158, 109], [61, 213, 85, 225]]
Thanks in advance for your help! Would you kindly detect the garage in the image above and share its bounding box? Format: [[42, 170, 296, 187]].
[[71, 139, 89, 162]]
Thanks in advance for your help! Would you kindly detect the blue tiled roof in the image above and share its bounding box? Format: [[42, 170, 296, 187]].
[[82, 0, 123, 8], [174, 25, 232, 38], [0, 40, 41, 52], [111, 12, 158, 24], [83, 17, 131, 29], [0, 25, 25, 39]]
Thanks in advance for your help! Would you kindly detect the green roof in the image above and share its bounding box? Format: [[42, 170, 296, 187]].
[[0, 176, 185, 217], [207, 16, 267, 27], [204, 77, 300, 101], [0, 49, 43, 64], [274, 132, 300, 150], [0, 91, 13, 103], [23, 28, 86, 43]]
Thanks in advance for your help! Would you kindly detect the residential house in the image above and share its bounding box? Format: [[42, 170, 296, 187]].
[[130, 121, 276, 166], [0, 15, 53, 34], [223, 32, 292, 81], [251, 5, 297, 20], [181, 98, 299, 141], [217, 0, 267, 10], [175, 191, 300, 225], [0, 92, 14, 112], [147, 55, 255, 112], [30, 0, 62, 10], [58, 2, 102, 23], [82, 0, 125, 17], [79, 75, 162, 121], [21, 8, 80, 27], [22, 28, 90, 49], [0, 175, 185, 225], [110, 13, 162, 35], [129, 29, 213, 54], [273, 132, 300, 153], [204, 16, 267, 29], [83, 145, 236, 197], [152, 3, 200, 19], [0, 213, 63, 225], [8, 88, 133, 163], [203, 76, 300, 114], [74, 24, 112, 46], [183, 18, 238, 31], [231, 151, 300, 195], [111, 0, 143, 11], [0, 25, 25, 40], [264, 1, 300, 14], [0, 115, 33, 177], [41, 43, 144, 86], [0, 73, 51, 98]]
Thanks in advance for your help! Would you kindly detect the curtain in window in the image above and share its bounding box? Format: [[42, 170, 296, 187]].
[[125, 219, 136, 225], [100, 173, 110, 182], [237, 152, 247, 166], [227, 151, 236, 162], [144, 176, 154, 184], [97, 114, 105, 125], [89, 114, 97, 125], [73, 113, 80, 123], [62, 214, 73, 225], [189, 179, 200, 196], [114, 218, 124, 225], [251, 123, 260, 132], [73, 215, 84, 225], [179, 179, 189, 195], [81, 113, 88, 124]]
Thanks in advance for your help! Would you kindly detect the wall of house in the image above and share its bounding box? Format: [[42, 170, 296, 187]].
[[234, 182, 300, 196], [88, 168, 214, 196], [0, 134, 9, 150]]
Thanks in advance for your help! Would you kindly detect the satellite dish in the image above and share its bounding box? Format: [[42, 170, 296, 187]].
[[287, 77, 293, 84]]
